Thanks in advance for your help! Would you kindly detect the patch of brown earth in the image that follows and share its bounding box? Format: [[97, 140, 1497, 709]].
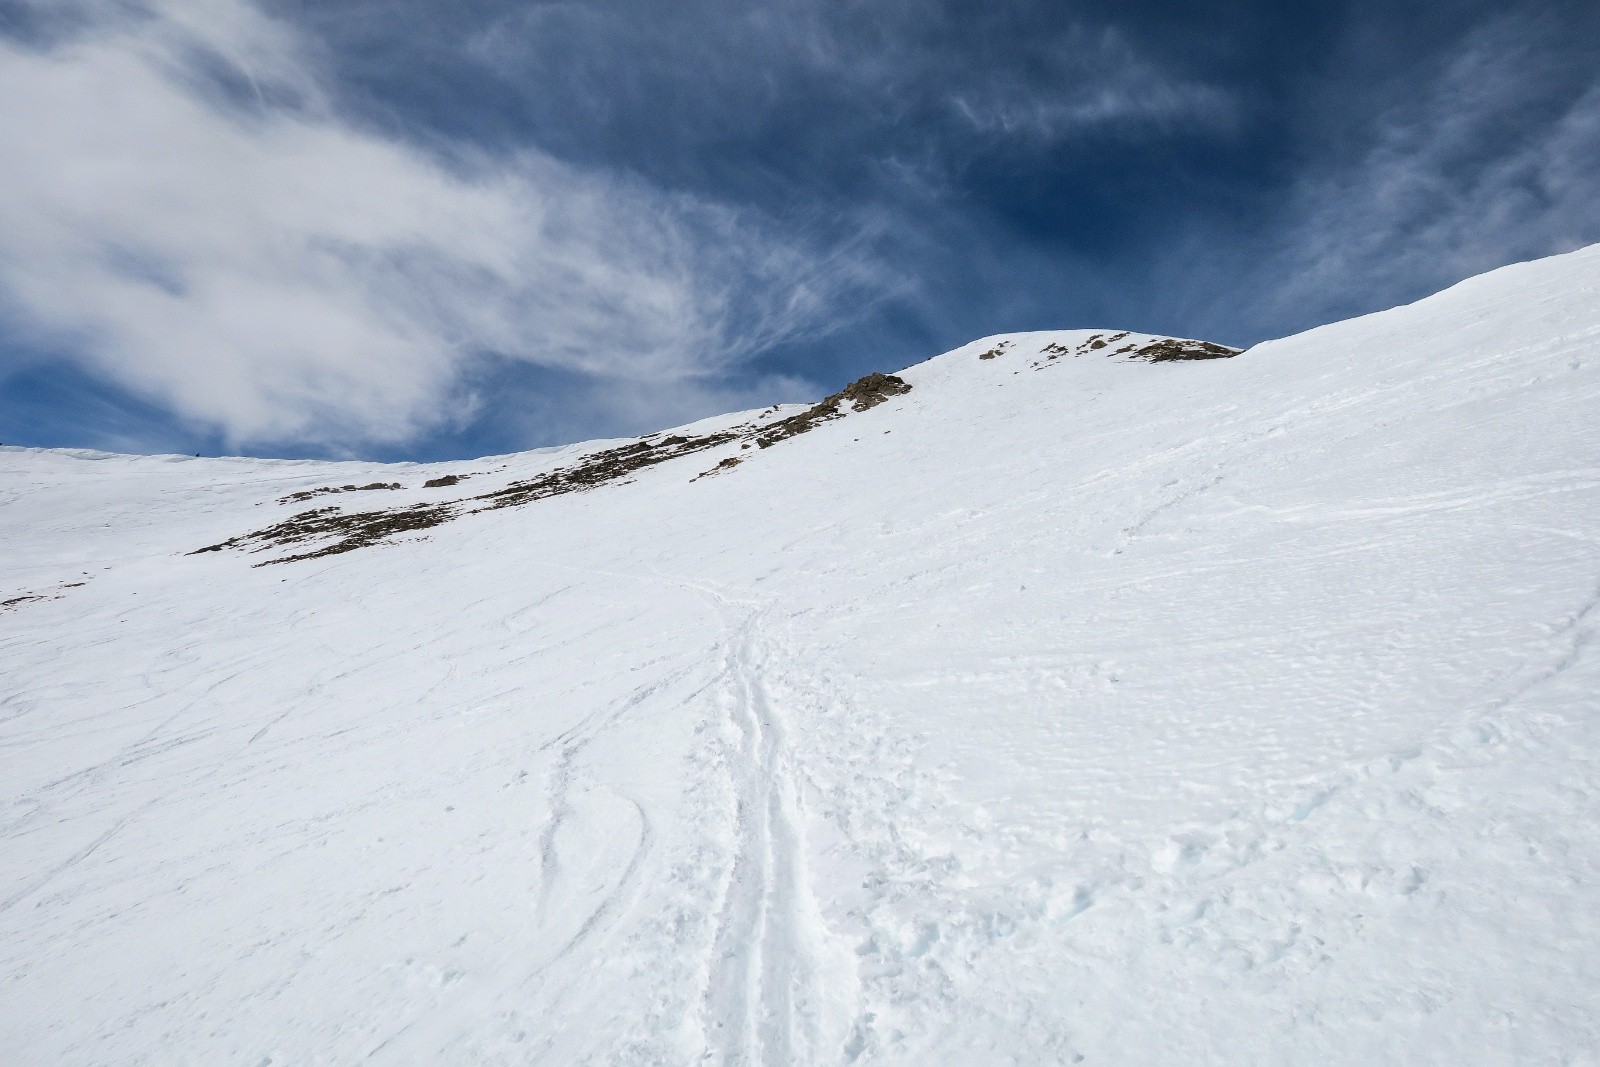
[[754, 372, 911, 448], [278, 482, 403, 505], [692, 456, 744, 481], [194, 369, 914, 565], [476, 431, 741, 510], [194, 503, 459, 565]]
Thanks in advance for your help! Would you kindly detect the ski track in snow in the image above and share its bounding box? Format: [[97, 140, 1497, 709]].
[[700, 602, 835, 1065]]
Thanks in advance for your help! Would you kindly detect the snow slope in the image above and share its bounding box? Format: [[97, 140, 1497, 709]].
[[3, 245, 1600, 1064]]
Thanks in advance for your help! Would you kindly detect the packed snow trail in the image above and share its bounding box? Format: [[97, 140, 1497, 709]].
[[610, 573, 850, 1065], [703, 615, 817, 1064], [4, 245, 1600, 1062]]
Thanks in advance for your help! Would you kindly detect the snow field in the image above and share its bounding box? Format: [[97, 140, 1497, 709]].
[[3, 245, 1600, 1062]]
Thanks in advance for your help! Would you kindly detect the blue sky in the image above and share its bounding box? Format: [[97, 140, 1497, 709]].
[[1, 0, 1597, 460]]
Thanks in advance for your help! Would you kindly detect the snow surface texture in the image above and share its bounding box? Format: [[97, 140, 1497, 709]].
[[3, 245, 1600, 1064]]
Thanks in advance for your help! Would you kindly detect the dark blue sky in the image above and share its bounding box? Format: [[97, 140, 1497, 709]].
[[2, 0, 1597, 459]]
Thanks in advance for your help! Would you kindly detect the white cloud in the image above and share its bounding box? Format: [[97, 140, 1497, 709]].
[[947, 27, 1237, 141], [0, 0, 874, 449]]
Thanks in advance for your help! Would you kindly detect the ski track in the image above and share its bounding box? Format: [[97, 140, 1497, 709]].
[[702, 612, 820, 1065], [618, 569, 836, 1065], [497, 560, 841, 1064]]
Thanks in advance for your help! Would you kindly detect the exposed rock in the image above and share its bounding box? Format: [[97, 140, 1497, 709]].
[[1130, 338, 1241, 362], [278, 482, 402, 505], [198, 368, 915, 564], [755, 372, 911, 448]]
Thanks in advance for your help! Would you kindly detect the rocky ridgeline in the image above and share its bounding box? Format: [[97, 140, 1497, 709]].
[[194, 370, 913, 565], [194, 332, 1239, 566], [1028, 332, 1241, 367]]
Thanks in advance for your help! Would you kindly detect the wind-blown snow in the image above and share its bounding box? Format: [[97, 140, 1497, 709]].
[[3, 245, 1599, 1064]]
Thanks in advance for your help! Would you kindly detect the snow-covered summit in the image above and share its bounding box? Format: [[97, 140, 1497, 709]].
[[3, 245, 1600, 1063]]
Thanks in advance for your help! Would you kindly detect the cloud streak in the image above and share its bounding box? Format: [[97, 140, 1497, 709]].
[[1229, 14, 1600, 336], [0, 0, 878, 450], [946, 27, 1238, 142]]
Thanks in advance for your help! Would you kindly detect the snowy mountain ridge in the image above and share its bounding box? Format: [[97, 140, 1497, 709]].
[[169, 331, 1233, 566], [3, 245, 1600, 1063]]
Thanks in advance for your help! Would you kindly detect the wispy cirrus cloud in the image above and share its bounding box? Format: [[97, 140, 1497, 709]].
[[946, 27, 1238, 142], [1211, 14, 1600, 338], [455, 0, 1241, 189], [0, 0, 884, 451]]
